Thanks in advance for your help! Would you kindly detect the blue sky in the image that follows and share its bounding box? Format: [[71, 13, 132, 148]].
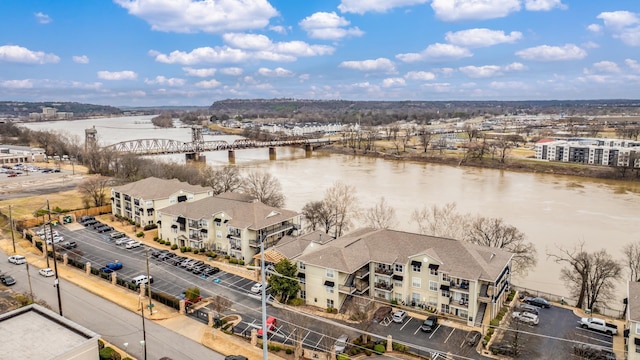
[[1, 0, 639, 107]]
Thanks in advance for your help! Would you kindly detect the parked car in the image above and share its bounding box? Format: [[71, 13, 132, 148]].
[[39, 268, 55, 277], [79, 215, 95, 223], [115, 237, 132, 245], [420, 315, 438, 332], [99, 261, 123, 273], [579, 317, 618, 335], [523, 297, 551, 308], [192, 264, 207, 275], [0, 274, 16, 286], [392, 310, 408, 323], [97, 225, 114, 233], [62, 241, 78, 249], [91, 222, 105, 229], [159, 252, 176, 261], [573, 344, 616, 360], [8, 255, 26, 265], [46, 236, 65, 245], [516, 304, 540, 316], [251, 282, 263, 294], [186, 260, 204, 270], [167, 256, 185, 266], [204, 267, 221, 276], [109, 231, 126, 239], [131, 275, 153, 287], [125, 240, 142, 249], [151, 249, 168, 258], [512, 311, 539, 325], [465, 331, 482, 347], [83, 220, 98, 227], [257, 316, 277, 337], [333, 334, 349, 354], [224, 356, 248, 360]]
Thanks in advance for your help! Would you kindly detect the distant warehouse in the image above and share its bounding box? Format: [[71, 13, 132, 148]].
[[535, 138, 640, 167]]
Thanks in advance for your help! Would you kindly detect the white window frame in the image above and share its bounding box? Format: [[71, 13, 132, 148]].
[[412, 264, 421, 272], [327, 299, 334, 308], [636, 322, 640, 334], [326, 286, 334, 294], [326, 269, 335, 278], [429, 281, 438, 291], [395, 264, 403, 273], [298, 262, 306, 270], [412, 277, 421, 288]]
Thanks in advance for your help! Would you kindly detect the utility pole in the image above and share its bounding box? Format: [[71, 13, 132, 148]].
[[139, 296, 148, 360], [260, 233, 268, 360], [47, 200, 63, 316], [25, 262, 34, 303], [42, 212, 50, 268], [9, 205, 16, 253], [145, 248, 153, 315]]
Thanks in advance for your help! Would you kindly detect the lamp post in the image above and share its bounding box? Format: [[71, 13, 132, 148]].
[[260, 233, 268, 360]]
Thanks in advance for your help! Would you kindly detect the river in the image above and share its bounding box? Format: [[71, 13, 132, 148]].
[[22, 115, 640, 307]]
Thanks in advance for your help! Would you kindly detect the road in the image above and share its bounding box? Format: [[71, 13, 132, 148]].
[[1, 251, 224, 360]]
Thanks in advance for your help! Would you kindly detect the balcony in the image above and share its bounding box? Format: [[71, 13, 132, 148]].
[[256, 222, 296, 240], [189, 234, 203, 241], [338, 281, 369, 295], [355, 267, 369, 279], [188, 221, 203, 229], [374, 282, 393, 292], [449, 281, 470, 292], [451, 298, 469, 309], [374, 268, 393, 277], [478, 283, 492, 303], [230, 242, 242, 251]]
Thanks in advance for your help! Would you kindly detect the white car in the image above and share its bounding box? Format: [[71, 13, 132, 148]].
[[46, 236, 64, 245], [39, 268, 55, 277], [125, 240, 142, 249], [250, 282, 263, 293], [512, 311, 539, 325], [8, 255, 26, 265], [392, 310, 408, 323], [115, 237, 131, 245]]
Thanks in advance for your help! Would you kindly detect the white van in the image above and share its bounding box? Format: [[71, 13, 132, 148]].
[[131, 275, 153, 287]]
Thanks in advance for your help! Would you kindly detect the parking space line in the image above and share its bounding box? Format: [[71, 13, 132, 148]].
[[429, 324, 441, 339], [443, 328, 455, 343], [575, 331, 612, 345], [315, 335, 325, 349], [301, 330, 311, 346], [414, 324, 422, 335], [399, 317, 412, 331], [284, 328, 296, 344]]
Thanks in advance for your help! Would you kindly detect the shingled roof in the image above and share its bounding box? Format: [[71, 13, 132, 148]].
[[112, 177, 212, 200], [159, 193, 299, 230], [296, 228, 513, 283]]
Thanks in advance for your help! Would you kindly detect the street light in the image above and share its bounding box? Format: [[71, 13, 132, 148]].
[[259, 233, 268, 360]]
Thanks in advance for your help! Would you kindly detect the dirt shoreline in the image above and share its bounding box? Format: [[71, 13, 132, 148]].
[[318, 145, 639, 182]]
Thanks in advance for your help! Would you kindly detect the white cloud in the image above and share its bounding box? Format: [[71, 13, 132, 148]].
[[0, 79, 34, 88], [222, 33, 273, 50], [404, 71, 436, 81], [504, 62, 527, 71], [590, 61, 621, 73], [271, 41, 334, 57], [516, 44, 586, 61], [97, 70, 138, 80], [396, 43, 472, 62], [626, 59, 640, 73], [338, 0, 428, 14], [72, 55, 90, 64], [382, 77, 406, 87], [0, 45, 60, 64], [445, 28, 522, 48], [617, 28, 640, 46], [339, 58, 397, 73], [299, 11, 363, 40], [183, 67, 217, 77], [114, 0, 278, 33], [597, 11, 639, 30], [582, 41, 599, 49], [195, 79, 222, 88], [151, 47, 249, 65], [257, 67, 294, 77], [489, 81, 527, 89], [144, 76, 186, 86], [35, 12, 52, 24], [524, 0, 567, 11], [269, 25, 289, 34], [437, 67, 456, 76], [299, 74, 310, 81], [587, 24, 602, 33], [220, 67, 243, 76], [431, 0, 521, 21], [459, 65, 503, 78]]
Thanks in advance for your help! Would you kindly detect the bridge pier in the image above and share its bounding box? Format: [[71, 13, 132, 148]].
[[228, 150, 235, 164], [269, 147, 276, 160], [185, 152, 206, 163], [305, 144, 313, 158]]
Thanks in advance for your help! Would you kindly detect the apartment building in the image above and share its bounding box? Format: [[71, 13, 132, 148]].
[[157, 192, 301, 262], [627, 281, 640, 359], [111, 177, 213, 226], [272, 228, 513, 327], [535, 138, 640, 167]]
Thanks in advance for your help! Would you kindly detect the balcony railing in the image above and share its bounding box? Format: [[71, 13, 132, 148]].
[[230, 242, 242, 250], [374, 282, 393, 292], [375, 268, 393, 276], [338, 282, 369, 295], [188, 221, 203, 229], [355, 267, 370, 279], [449, 281, 470, 291]]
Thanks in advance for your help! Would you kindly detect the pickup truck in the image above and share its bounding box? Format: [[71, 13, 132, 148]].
[[578, 317, 618, 335], [99, 261, 123, 273]]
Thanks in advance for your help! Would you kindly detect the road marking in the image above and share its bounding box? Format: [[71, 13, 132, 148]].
[[443, 327, 455, 343], [399, 317, 412, 331], [284, 328, 297, 344], [301, 330, 311, 346], [414, 325, 422, 335], [316, 335, 325, 348], [429, 324, 441, 339], [575, 332, 612, 345]]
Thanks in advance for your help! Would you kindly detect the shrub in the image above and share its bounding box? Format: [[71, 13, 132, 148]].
[[364, 349, 372, 356], [392, 342, 408, 352], [286, 348, 293, 355], [143, 224, 157, 231], [136, 231, 144, 238], [98, 339, 105, 350], [99, 347, 121, 360], [327, 307, 334, 313], [288, 298, 304, 306], [193, 249, 199, 255], [337, 354, 349, 360], [153, 236, 159, 241], [332, 308, 338, 314], [180, 246, 187, 253], [171, 244, 178, 250], [225, 255, 231, 260], [373, 344, 385, 354], [229, 258, 238, 264], [238, 260, 245, 265]]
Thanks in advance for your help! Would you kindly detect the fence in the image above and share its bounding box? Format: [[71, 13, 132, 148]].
[[13, 205, 112, 231], [511, 284, 626, 319]]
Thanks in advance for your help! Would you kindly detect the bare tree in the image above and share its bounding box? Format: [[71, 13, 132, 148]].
[[209, 295, 232, 317], [363, 197, 397, 229], [241, 170, 286, 208], [547, 243, 622, 310], [201, 165, 243, 195], [301, 200, 335, 233], [622, 241, 640, 281], [410, 202, 467, 239], [465, 216, 537, 275], [419, 128, 433, 154], [77, 176, 112, 207], [324, 181, 360, 238]]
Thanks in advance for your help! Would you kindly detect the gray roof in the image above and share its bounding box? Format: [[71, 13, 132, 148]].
[[272, 230, 334, 259], [112, 177, 212, 200], [296, 228, 513, 282], [629, 281, 640, 322], [159, 193, 299, 230]]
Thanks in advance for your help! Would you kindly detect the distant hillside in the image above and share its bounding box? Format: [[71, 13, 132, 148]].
[[0, 101, 123, 118]]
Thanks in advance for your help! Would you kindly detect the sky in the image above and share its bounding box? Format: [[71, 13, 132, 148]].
[[1, 0, 640, 107]]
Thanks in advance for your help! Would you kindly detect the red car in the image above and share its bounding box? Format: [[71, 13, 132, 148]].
[[257, 316, 277, 337]]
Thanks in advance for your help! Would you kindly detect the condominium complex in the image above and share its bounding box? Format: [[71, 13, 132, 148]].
[[111, 177, 214, 226], [269, 228, 513, 327], [157, 192, 301, 262], [628, 282, 640, 359], [535, 138, 640, 167]]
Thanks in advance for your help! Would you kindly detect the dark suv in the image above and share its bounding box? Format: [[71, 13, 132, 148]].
[[420, 315, 438, 332]]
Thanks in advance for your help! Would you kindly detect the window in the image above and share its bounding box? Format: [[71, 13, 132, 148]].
[[327, 299, 334, 308], [412, 264, 421, 272], [636, 323, 640, 335], [412, 277, 421, 288], [441, 304, 449, 314], [430, 267, 438, 276], [441, 290, 450, 298], [300, 290, 306, 299], [299, 262, 306, 270], [395, 264, 403, 273], [442, 273, 451, 282], [216, 230, 222, 239], [428, 297, 438, 307], [326, 286, 334, 294], [429, 281, 438, 291], [326, 269, 334, 278]]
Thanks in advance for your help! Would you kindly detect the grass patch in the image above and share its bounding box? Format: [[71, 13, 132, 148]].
[[0, 190, 86, 219]]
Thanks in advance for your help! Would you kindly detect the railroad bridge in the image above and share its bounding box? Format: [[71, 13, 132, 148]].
[[92, 126, 331, 163]]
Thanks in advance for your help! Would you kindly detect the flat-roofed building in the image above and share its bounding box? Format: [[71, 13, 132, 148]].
[[0, 304, 100, 359]]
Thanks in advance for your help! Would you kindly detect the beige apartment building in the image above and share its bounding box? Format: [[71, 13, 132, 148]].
[[157, 192, 301, 262], [628, 282, 640, 359], [111, 177, 214, 226], [271, 228, 513, 327]]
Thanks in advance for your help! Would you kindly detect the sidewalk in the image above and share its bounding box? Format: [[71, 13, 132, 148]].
[[0, 235, 285, 360]]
